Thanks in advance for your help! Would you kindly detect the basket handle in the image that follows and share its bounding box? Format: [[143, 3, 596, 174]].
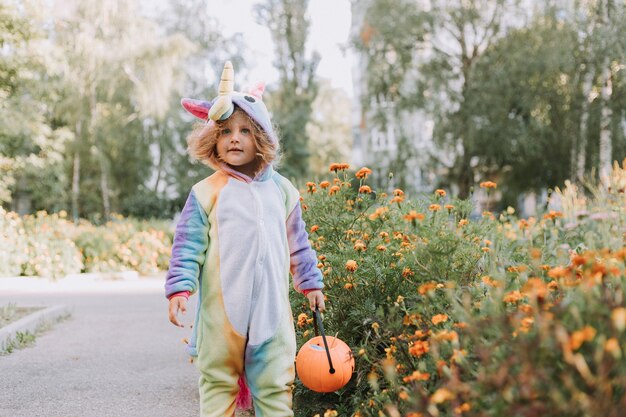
[[312, 306, 335, 374]]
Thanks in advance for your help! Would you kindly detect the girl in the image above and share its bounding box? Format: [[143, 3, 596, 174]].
[[165, 61, 325, 417]]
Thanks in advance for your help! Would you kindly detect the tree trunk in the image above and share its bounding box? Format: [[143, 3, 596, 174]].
[[598, 58, 613, 182], [72, 120, 82, 223], [98, 150, 111, 221], [575, 68, 595, 182]]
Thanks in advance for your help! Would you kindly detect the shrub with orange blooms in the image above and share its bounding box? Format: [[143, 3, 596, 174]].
[[290, 162, 626, 417]]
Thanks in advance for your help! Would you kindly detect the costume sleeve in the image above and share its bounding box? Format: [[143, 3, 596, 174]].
[[286, 201, 324, 294], [164, 190, 209, 299]]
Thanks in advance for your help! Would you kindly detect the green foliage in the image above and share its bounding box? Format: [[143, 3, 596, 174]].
[[255, 0, 319, 179], [291, 162, 626, 416]]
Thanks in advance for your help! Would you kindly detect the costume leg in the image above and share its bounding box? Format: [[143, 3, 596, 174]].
[[245, 317, 296, 417], [196, 310, 247, 417]]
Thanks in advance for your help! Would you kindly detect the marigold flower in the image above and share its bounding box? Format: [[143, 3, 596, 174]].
[[408, 340, 430, 357], [398, 391, 409, 401], [359, 185, 372, 194], [344, 283, 354, 289], [402, 267, 414, 278], [479, 181, 497, 189], [376, 245, 387, 252], [345, 260, 358, 272], [319, 181, 330, 189], [329, 185, 340, 195], [429, 204, 441, 212], [543, 210, 564, 220], [403, 370, 430, 383], [390, 195, 404, 204], [305, 182, 317, 193], [444, 204, 454, 211], [503, 290, 523, 303], [419, 282, 437, 294], [569, 326, 596, 351], [355, 167, 372, 179], [354, 240, 366, 251], [297, 313, 308, 328], [329, 163, 350, 172], [310, 225, 319, 233], [371, 322, 380, 331], [458, 219, 468, 227], [406, 413, 424, 417], [368, 206, 388, 220], [435, 189, 446, 197], [324, 410, 338, 417], [404, 210, 425, 222], [548, 266, 569, 278], [431, 314, 449, 325]]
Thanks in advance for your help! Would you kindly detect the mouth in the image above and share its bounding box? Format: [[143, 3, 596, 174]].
[[228, 148, 243, 153]]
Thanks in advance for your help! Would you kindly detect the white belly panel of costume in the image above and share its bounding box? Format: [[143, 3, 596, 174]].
[[217, 178, 289, 345]]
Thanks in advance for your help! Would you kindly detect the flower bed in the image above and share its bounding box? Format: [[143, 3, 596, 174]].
[[0, 211, 172, 278], [292, 160, 626, 416]]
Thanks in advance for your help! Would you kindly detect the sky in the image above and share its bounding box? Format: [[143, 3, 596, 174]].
[[206, 0, 354, 97]]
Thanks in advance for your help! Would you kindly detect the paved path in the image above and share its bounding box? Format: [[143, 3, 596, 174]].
[[0, 277, 201, 417]]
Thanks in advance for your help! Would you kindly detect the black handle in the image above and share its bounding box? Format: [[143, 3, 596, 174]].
[[313, 306, 335, 374]]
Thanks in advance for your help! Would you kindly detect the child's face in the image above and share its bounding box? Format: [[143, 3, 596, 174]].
[[216, 112, 258, 175]]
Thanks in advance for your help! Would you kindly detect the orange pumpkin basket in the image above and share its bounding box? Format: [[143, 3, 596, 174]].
[[295, 307, 355, 392]]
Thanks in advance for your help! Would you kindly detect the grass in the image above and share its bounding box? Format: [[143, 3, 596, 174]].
[[1, 303, 71, 355]]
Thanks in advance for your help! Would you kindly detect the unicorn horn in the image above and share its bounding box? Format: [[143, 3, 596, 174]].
[[209, 61, 235, 121]]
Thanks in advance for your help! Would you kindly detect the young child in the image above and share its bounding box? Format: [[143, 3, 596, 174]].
[[165, 61, 325, 417]]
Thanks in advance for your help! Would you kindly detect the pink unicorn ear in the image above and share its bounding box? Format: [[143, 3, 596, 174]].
[[181, 98, 212, 120], [249, 82, 265, 99]]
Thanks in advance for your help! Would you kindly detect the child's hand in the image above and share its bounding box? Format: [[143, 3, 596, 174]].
[[306, 290, 325, 312], [168, 296, 187, 327]]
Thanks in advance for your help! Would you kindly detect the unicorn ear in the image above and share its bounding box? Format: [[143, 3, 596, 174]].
[[181, 98, 212, 120], [249, 82, 265, 99]]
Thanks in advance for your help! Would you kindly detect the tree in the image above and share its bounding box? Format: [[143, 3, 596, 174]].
[[254, 0, 319, 179], [306, 79, 352, 180]]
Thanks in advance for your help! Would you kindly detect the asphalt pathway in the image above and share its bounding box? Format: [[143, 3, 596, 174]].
[[0, 278, 201, 417]]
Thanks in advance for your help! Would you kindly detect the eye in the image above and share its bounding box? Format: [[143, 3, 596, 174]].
[[244, 95, 256, 103], [221, 128, 231, 135], [241, 128, 251, 134]]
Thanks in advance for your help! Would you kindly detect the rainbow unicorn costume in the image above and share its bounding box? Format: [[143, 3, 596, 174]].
[[165, 62, 323, 417]]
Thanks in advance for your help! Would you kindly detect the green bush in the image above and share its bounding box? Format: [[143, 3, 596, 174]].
[[293, 161, 626, 417]]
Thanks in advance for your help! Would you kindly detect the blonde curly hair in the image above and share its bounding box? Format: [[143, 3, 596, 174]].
[[186, 106, 280, 174]]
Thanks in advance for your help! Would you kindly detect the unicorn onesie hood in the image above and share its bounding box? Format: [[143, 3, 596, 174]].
[[165, 61, 323, 417]]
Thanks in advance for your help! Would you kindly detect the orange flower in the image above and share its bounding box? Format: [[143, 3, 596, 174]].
[[444, 204, 454, 211], [390, 195, 404, 204], [458, 219, 468, 227], [404, 211, 425, 222], [355, 167, 372, 179], [319, 181, 330, 189], [569, 326, 596, 351], [548, 266, 569, 278], [503, 290, 523, 303], [403, 370, 430, 382], [305, 182, 317, 193], [408, 340, 430, 357], [368, 207, 388, 220], [418, 282, 437, 294], [543, 210, 564, 220], [329, 163, 350, 172], [393, 189, 404, 196], [402, 267, 414, 278], [479, 181, 497, 189], [345, 260, 358, 272], [376, 245, 387, 252], [353, 240, 367, 251], [431, 314, 449, 325], [329, 185, 340, 195], [344, 283, 354, 290], [435, 189, 446, 197], [429, 204, 441, 212], [359, 185, 372, 193], [297, 313, 308, 328], [454, 403, 471, 413], [310, 225, 319, 233]]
